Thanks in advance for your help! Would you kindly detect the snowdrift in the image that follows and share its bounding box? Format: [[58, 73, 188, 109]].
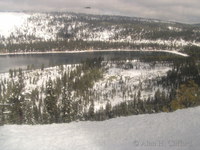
[[0, 107, 200, 150]]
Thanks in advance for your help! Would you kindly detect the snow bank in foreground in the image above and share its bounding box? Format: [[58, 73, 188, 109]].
[[1, 107, 200, 150]]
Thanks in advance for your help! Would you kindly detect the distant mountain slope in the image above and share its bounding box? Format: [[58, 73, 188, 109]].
[[1, 106, 200, 150], [0, 12, 200, 52]]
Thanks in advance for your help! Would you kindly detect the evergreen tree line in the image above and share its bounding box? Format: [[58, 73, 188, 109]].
[[0, 40, 183, 53], [93, 56, 200, 120]]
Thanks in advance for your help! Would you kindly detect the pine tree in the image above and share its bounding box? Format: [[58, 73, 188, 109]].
[[44, 78, 58, 123], [88, 99, 95, 120], [74, 98, 83, 121], [30, 89, 40, 124], [7, 70, 25, 124], [8, 82, 25, 124], [9, 69, 13, 78], [61, 84, 73, 122], [105, 101, 112, 119]]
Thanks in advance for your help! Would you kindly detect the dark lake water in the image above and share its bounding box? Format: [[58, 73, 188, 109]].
[[0, 50, 177, 73]]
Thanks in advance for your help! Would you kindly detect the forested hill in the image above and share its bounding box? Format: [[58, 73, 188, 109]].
[[0, 12, 200, 53]]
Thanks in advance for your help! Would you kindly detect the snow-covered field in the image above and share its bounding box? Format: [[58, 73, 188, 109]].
[[0, 106, 200, 150]]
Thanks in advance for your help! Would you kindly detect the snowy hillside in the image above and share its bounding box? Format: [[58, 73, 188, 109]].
[[93, 60, 171, 110], [0, 12, 30, 38], [0, 60, 171, 113], [0, 12, 200, 53], [0, 106, 200, 150]]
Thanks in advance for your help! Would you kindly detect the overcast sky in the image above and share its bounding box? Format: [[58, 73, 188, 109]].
[[0, 0, 200, 24]]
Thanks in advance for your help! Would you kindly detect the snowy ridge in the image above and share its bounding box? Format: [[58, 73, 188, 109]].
[[0, 106, 200, 150], [0, 12, 200, 50]]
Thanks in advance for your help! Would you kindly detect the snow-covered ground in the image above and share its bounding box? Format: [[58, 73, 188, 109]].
[[93, 60, 171, 110], [138, 49, 189, 57], [0, 12, 66, 42], [0, 106, 200, 150], [0, 12, 30, 38], [0, 49, 189, 57]]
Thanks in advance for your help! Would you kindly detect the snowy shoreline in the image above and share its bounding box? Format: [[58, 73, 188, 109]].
[[0, 49, 189, 57]]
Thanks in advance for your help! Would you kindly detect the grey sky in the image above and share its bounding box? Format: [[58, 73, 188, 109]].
[[0, 0, 200, 24]]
